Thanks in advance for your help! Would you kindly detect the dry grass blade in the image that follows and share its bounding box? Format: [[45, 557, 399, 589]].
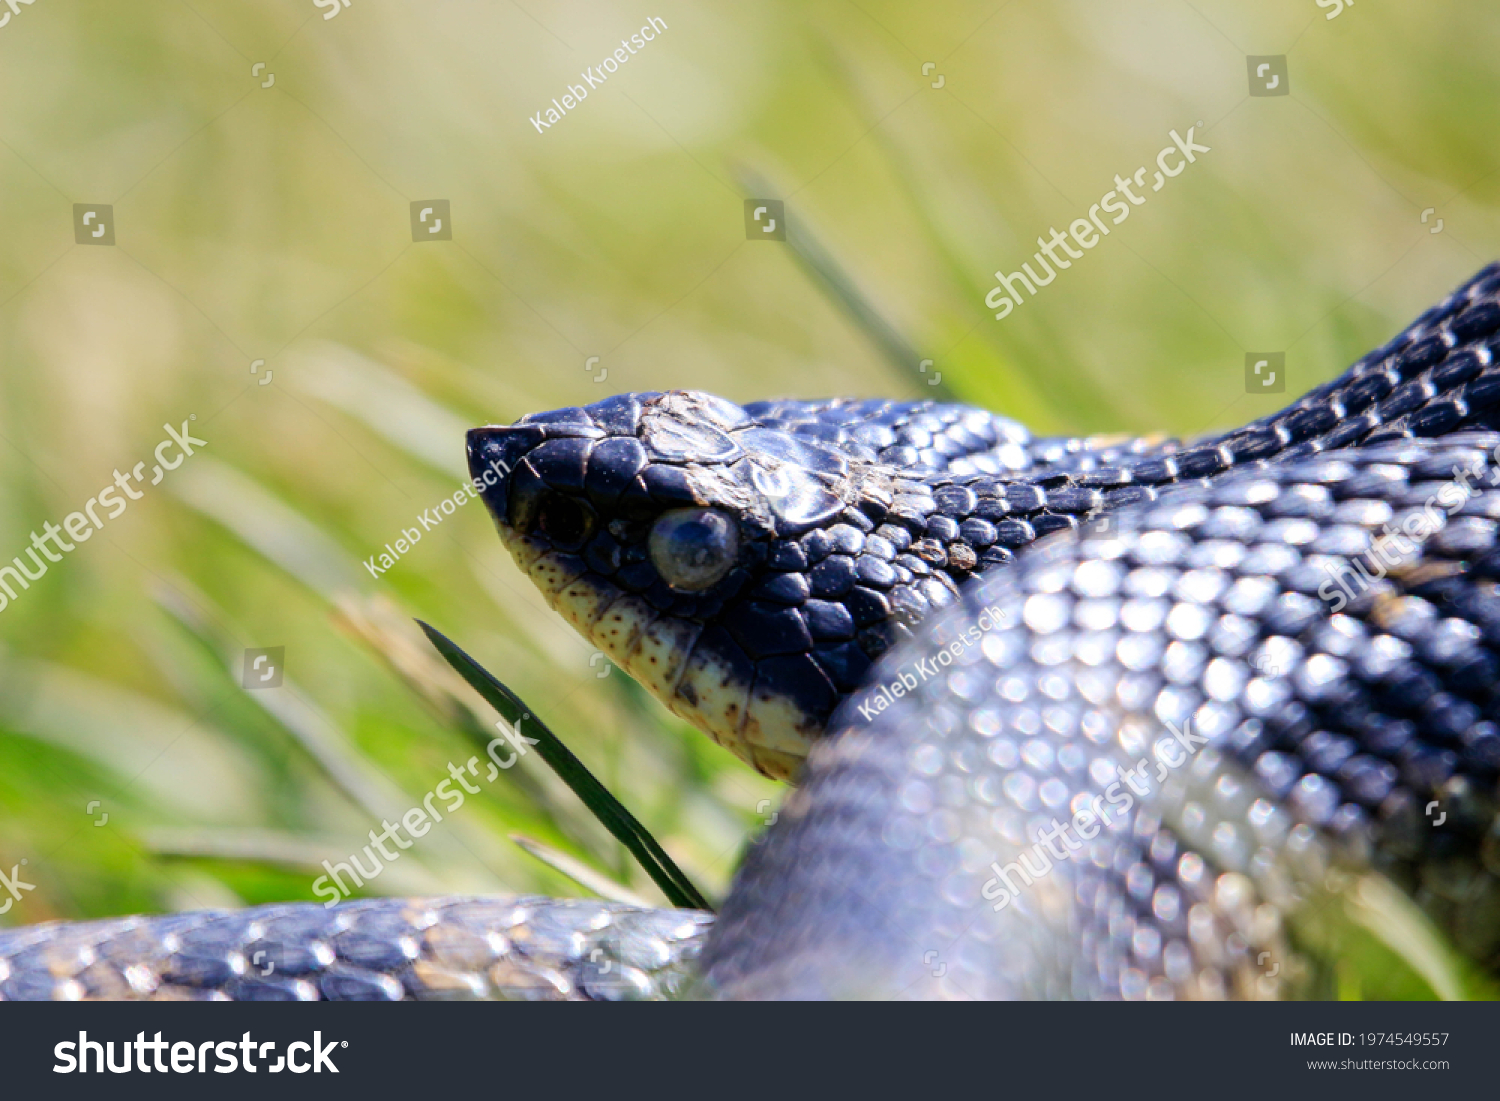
[[732, 161, 950, 399], [509, 833, 651, 908]]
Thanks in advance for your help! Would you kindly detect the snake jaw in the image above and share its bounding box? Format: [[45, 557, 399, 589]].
[[497, 523, 775, 766]]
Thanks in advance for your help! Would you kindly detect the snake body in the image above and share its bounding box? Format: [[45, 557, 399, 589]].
[[9, 264, 1500, 999]]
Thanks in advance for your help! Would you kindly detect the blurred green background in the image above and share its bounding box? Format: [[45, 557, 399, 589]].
[[0, 0, 1498, 992]]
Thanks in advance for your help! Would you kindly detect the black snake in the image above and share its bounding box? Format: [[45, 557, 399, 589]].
[[8, 264, 1500, 999]]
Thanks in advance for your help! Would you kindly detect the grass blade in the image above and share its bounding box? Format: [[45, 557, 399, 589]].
[[417, 620, 712, 911], [733, 161, 952, 400], [152, 582, 413, 825], [509, 833, 651, 908]]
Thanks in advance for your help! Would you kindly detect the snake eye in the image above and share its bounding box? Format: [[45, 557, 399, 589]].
[[535, 493, 595, 549], [649, 508, 739, 591]]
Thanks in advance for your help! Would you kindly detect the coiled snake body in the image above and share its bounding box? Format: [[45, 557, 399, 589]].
[[10, 265, 1500, 999]]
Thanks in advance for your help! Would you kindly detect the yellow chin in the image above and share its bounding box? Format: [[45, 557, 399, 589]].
[[501, 529, 813, 782]]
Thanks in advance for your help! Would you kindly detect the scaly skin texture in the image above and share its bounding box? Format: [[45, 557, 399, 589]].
[[8, 264, 1500, 999], [0, 897, 711, 1001]]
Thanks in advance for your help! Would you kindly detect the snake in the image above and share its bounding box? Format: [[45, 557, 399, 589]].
[[8, 263, 1500, 1000]]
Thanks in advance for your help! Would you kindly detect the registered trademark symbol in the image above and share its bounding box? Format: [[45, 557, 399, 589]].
[[341, 1041, 348, 1047]]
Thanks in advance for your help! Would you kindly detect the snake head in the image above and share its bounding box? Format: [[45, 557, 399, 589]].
[[467, 390, 974, 781]]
